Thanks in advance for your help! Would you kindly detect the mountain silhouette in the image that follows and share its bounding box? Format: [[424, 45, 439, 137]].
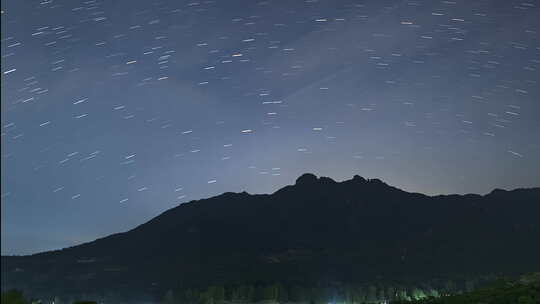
[[2, 174, 540, 301]]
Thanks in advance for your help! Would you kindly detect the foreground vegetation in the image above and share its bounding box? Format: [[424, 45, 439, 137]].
[[2, 274, 538, 304], [1, 290, 96, 304], [157, 274, 540, 304], [393, 273, 540, 304]]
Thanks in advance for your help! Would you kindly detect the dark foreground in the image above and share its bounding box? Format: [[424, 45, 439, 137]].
[[3, 273, 540, 303]]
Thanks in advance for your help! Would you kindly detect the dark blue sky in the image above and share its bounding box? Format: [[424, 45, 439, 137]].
[[1, 0, 539, 255]]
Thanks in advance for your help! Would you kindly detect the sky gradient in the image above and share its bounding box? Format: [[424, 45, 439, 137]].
[[1, 0, 540, 255]]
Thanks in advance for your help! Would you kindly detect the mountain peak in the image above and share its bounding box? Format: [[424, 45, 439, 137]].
[[352, 174, 367, 183], [295, 173, 318, 185], [294, 173, 367, 187]]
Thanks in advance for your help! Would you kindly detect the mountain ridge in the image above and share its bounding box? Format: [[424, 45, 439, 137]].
[[2, 173, 539, 301]]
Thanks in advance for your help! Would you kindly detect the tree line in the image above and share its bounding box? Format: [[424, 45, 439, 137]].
[[160, 281, 466, 304]]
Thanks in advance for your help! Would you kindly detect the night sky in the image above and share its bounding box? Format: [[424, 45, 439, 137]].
[[1, 0, 539, 255]]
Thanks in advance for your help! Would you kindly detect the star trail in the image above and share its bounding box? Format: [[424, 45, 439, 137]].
[[1, 0, 539, 254]]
